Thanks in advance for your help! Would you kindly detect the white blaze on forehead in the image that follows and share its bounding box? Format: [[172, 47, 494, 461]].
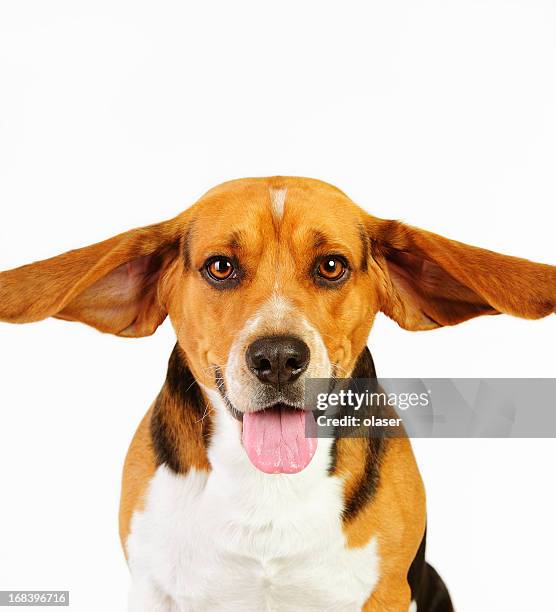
[[269, 187, 287, 220]]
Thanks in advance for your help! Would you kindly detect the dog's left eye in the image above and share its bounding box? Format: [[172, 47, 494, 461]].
[[317, 256, 348, 281], [205, 257, 235, 281]]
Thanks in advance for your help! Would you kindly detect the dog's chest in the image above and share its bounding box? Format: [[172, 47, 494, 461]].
[[127, 451, 380, 612]]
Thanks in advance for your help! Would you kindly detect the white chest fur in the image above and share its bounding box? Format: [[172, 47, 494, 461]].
[[126, 400, 380, 612]]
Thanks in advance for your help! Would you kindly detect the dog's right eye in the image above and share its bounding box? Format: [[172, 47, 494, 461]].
[[205, 256, 236, 281]]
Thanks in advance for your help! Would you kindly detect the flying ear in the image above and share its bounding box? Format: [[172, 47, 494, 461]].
[[367, 217, 556, 331], [0, 215, 187, 337]]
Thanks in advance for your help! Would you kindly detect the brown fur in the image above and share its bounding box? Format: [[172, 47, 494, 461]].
[[119, 406, 157, 557], [354, 438, 426, 610], [370, 217, 556, 329], [1, 176, 554, 609]]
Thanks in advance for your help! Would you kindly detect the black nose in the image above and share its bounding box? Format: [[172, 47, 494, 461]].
[[245, 335, 310, 388]]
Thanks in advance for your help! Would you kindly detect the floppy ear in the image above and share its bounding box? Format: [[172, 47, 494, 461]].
[[0, 215, 187, 337], [367, 217, 556, 331]]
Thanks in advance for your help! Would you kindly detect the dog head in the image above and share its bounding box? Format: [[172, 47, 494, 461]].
[[1, 177, 554, 472]]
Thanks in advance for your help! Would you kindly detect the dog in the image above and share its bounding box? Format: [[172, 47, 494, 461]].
[[1, 177, 554, 611]]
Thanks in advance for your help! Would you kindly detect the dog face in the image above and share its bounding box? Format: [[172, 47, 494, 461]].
[[165, 179, 381, 415], [1, 176, 554, 471]]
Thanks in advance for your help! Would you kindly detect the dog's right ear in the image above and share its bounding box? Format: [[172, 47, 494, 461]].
[[0, 214, 189, 337]]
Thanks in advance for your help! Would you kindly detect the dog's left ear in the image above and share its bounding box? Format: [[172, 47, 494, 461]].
[[367, 216, 556, 330], [0, 215, 187, 336]]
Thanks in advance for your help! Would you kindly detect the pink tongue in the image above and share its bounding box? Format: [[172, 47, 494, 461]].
[[242, 408, 318, 474]]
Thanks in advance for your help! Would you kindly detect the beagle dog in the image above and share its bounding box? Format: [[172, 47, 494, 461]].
[[1, 177, 555, 612]]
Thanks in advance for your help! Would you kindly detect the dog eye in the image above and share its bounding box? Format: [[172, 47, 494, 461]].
[[205, 257, 235, 281], [317, 256, 348, 281]]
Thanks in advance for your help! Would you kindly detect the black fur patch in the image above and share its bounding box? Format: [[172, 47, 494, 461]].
[[408, 530, 454, 612], [328, 347, 387, 521], [328, 348, 378, 477], [150, 398, 182, 473], [150, 344, 210, 473], [341, 434, 384, 522], [164, 344, 205, 416], [408, 527, 427, 600], [351, 344, 377, 380]]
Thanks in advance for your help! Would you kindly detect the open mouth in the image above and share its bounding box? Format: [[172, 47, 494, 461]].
[[241, 403, 318, 474]]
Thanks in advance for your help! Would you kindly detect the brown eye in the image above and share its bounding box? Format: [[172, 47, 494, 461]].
[[317, 256, 347, 281], [206, 257, 234, 281]]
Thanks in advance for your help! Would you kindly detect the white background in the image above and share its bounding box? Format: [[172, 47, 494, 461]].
[[0, 2, 555, 611]]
